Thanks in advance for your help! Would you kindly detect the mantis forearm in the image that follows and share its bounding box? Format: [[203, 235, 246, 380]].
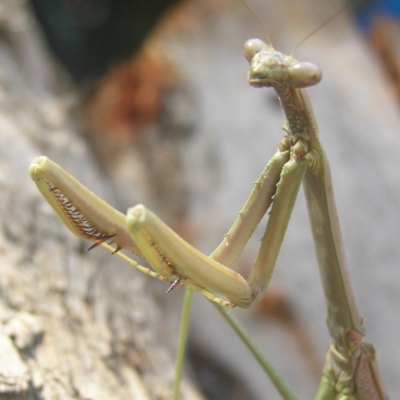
[[126, 205, 252, 308], [247, 154, 307, 300], [210, 145, 289, 267], [29, 156, 250, 308], [29, 156, 144, 257]]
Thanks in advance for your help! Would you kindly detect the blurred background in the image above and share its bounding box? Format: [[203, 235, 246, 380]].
[[3, 0, 400, 398]]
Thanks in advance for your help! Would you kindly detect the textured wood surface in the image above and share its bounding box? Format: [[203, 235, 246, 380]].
[[0, 1, 203, 399], [2, 0, 399, 399]]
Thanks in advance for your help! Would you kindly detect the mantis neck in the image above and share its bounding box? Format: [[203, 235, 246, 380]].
[[276, 84, 364, 353]]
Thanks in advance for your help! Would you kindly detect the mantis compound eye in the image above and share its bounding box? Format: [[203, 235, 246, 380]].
[[288, 62, 322, 88], [243, 38, 269, 62]]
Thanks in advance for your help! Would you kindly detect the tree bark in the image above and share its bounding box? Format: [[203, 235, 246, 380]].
[[0, 1, 203, 399]]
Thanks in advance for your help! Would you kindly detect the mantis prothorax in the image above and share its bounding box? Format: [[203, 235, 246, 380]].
[[30, 35, 387, 398]]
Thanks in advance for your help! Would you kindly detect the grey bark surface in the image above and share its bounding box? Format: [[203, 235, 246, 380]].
[[2, 0, 400, 399], [0, 1, 203, 399]]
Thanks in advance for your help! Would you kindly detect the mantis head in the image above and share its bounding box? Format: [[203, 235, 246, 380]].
[[244, 38, 322, 89]]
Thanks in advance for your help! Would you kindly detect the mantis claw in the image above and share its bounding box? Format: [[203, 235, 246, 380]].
[[166, 278, 182, 294], [86, 233, 117, 252]]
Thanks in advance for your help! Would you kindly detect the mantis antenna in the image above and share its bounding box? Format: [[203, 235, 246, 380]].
[[239, 0, 273, 48], [291, 0, 361, 55], [240, 0, 359, 56]]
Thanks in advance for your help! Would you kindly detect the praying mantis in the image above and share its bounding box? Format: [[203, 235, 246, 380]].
[[28, 10, 389, 400]]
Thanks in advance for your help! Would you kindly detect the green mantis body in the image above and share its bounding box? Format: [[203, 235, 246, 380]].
[[29, 35, 387, 400]]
